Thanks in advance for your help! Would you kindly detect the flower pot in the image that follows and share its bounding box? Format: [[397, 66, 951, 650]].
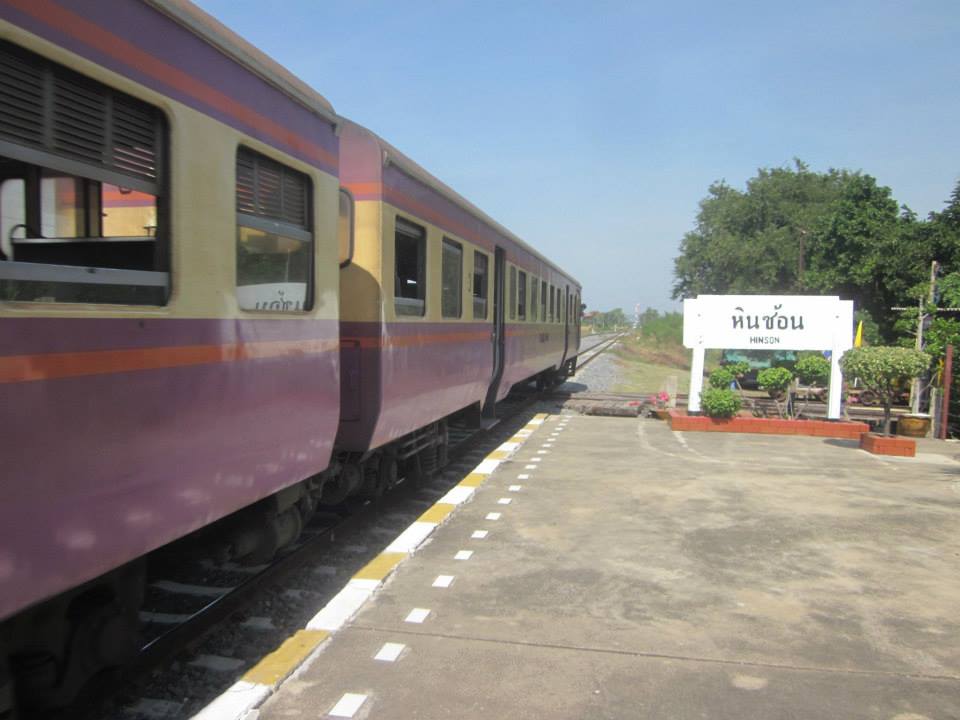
[[897, 414, 930, 438]]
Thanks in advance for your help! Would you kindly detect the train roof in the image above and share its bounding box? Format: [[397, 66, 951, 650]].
[[144, 0, 337, 125], [343, 119, 580, 288]]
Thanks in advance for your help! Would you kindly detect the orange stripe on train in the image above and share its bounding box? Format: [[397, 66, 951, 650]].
[[0, 338, 337, 384]]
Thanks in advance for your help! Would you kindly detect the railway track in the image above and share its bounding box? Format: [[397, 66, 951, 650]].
[[570, 332, 625, 372]]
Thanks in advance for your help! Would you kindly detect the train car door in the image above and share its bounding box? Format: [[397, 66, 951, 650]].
[[482, 246, 506, 417], [562, 284, 571, 362]]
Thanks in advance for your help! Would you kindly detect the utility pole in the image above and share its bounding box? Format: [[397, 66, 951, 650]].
[[911, 260, 939, 414]]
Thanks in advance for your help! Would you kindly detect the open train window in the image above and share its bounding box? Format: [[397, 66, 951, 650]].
[[441, 237, 462, 318], [236, 147, 313, 312], [517, 269, 527, 320], [472, 250, 488, 319], [508, 265, 516, 320], [0, 42, 167, 305], [394, 217, 426, 316], [530, 275, 538, 321]]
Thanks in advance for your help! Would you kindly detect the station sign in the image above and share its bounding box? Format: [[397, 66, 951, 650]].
[[683, 295, 852, 351], [682, 294, 854, 419]]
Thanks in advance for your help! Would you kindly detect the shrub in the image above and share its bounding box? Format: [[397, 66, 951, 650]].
[[708, 366, 736, 389], [757, 366, 793, 399], [701, 388, 742, 418], [795, 354, 830, 386], [725, 360, 751, 379], [840, 346, 930, 435]]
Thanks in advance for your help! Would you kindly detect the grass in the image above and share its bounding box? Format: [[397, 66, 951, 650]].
[[609, 332, 721, 395]]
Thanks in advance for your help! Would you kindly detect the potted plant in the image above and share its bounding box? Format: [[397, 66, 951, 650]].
[[840, 346, 930, 456], [648, 391, 672, 420]]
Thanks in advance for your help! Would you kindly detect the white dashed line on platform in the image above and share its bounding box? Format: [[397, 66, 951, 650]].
[[518, 473, 530, 479], [509, 485, 522, 492], [328, 692, 368, 718], [525, 464, 537, 469], [471, 530, 488, 539], [404, 608, 430, 624], [432, 575, 455, 588], [454, 550, 473, 560], [374, 642, 406, 662], [498, 498, 512, 505], [485, 512, 501, 521]]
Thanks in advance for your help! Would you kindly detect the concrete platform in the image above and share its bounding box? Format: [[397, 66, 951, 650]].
[[258, 414, 960, 719]]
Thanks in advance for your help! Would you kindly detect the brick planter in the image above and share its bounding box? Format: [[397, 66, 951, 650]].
[[667, 410, 869, 440], [859, 432, 916, 457]]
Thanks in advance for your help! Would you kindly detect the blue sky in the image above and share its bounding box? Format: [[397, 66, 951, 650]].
[[195, 0, 960, 314]]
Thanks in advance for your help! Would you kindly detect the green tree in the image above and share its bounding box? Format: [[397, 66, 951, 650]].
[[672, 164, 960, 341], [840, 347, 930, 435]]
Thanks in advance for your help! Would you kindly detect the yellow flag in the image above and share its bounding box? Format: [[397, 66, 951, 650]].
[[854, 320, 863, 347]]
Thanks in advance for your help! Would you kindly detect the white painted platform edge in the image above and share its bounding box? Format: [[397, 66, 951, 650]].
[[474, 458, 501, 474], [190, 680, 270, 720], [384, 521, 437, 554], [306, 584, 374, 631], [438, 485, 475, 505]]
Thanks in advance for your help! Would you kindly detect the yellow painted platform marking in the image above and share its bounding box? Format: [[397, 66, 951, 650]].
[[458, 472, 487, 487], [242, 629, 328, 686], [353, 552, 406, 581], [488, 449, 511, 460], [418, 503, 456, 524]]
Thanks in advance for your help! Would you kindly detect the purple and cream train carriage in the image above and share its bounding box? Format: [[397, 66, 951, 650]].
[[0, 0, 580, 711], [336, 121, 581, 466]]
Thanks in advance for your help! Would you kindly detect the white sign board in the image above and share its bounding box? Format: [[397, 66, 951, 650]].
[[683, 295, 854, 419]]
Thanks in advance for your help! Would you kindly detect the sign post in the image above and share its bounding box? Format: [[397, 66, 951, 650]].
[[683, 295, 854, 420]]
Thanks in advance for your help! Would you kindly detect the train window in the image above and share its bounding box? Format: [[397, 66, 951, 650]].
[[509, 265, 516, 320], [472, 250, 488, 319], [0, 42, 168, 305], [441, 237, 462, 318], [517, 269, 527, 320], [530, 275, 538, 321], [394, 217, 426, 316], [338, 189, 354, 267], [549, 285, 555, 322], [236, 148, 313, 312], [541, 279, 548, 321]]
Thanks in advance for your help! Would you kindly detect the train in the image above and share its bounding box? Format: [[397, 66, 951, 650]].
[[0, 0, 581, 712]]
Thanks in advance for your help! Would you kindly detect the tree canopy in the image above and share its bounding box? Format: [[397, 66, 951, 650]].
[[673, 162, 960, 341]]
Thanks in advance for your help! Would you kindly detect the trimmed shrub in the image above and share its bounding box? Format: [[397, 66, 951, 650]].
[[757, 366, 793, 399], [708, 366, 736, 389], [701, 388, 742, 418], [795, 354, 830, 386], [725, 360, 751, 379], [840, 346, 930, 435]]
